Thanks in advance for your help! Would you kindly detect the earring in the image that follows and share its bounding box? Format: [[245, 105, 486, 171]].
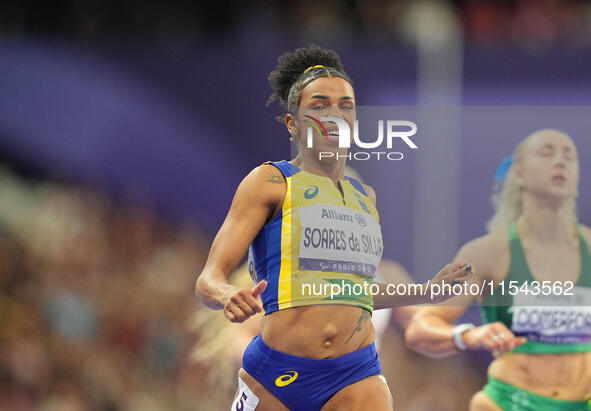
[[290, 135, 295, 142]]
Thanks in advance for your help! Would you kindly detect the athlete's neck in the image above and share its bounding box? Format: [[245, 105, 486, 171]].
[[291, 153, 346, 183], [518, 197, 576, 244]]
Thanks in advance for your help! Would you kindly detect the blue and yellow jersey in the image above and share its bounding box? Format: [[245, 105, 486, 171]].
[[249, 160, 383, 315]]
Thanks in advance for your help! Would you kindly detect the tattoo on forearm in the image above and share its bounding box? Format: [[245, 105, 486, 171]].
[[267, 171, 284, 184], [345, 310, 371, 344]]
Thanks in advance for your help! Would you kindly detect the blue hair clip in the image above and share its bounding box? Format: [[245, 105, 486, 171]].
[[494, 156, 513, 181]]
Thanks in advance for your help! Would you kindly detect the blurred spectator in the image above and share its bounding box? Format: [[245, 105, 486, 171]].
[[0, 164, 208, 410], [0, 161, 488, 409]]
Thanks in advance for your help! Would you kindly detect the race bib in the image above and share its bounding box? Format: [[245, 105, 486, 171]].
[[297, 203, 382, 276], [510, 286, 591, 344], [230, 377, 259, 411]]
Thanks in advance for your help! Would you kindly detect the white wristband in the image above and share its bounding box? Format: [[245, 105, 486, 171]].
[[452, 323, 475, 351]]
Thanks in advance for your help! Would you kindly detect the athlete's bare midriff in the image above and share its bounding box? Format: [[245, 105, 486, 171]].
[[475, 225, 591, 401], [260, 304, 375, 359], [488, 352, 591, 400]]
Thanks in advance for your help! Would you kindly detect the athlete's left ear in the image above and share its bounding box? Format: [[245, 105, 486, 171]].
[[285, 113, 298, 140], [512, 163, 526, 188]]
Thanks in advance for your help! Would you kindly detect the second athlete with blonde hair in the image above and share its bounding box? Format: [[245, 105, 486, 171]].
[[406, 129, 591, 410]]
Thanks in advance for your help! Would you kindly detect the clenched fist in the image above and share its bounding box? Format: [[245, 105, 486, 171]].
[[222, 280, 267, 323]]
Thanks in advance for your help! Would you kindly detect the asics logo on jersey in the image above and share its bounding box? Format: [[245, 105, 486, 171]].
[[304, 185, 319, 199]]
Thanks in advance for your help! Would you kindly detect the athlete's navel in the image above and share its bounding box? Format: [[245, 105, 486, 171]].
[[321, 323, 339, 347]]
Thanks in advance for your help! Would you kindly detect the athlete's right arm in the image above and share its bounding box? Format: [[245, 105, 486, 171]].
[[195, 164, 286, 322], [405, 234, 524, 358]]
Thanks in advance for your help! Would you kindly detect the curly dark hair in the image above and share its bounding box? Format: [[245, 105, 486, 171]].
[[267, 45, 352, 120]]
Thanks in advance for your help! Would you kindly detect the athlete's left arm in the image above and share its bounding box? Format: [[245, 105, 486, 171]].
[[361, 183, 472, 308], [373, 263, 472, 308]]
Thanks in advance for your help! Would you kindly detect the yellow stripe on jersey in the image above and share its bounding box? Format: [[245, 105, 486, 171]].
[[277, 174, 292, 309]]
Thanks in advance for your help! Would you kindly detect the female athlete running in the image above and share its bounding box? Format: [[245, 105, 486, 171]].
[[196, 45, 470, 411], [406, 129, 591, 410]]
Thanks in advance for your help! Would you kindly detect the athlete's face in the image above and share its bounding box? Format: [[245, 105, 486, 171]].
[[286, 76, 356, 160], [514, 130, 579, 202]]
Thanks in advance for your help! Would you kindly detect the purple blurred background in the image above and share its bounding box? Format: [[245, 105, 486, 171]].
[[1, 1, 591, 410], [2, 27, 591, 263]]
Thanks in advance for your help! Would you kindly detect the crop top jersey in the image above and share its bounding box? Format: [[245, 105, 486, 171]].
[[480, 222, 591, 354], [248, 160, 383, 315]]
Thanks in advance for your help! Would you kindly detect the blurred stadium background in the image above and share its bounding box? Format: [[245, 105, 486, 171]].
[[1, 1, 591, 410]]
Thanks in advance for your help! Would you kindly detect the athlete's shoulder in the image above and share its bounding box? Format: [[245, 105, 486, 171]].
[[361, 183, 377, 205], [461, 227, 508, 253], [236, 163, 287, 205], [243, 164, 282, 184], [261, 160, 302, 178], [456, 228, 509, 280], [255, 162, 288, 181], [579, 223, 591, 244]]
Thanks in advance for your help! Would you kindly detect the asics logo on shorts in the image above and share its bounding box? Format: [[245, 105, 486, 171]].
[[274, 371, 299, 387]]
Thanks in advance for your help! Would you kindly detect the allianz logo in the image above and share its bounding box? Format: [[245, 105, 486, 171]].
[[321, 208, 367, 227]]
